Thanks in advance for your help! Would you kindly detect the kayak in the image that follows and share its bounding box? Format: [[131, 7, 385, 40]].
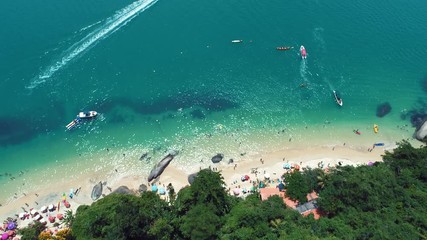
[[373, 124, 379, 133], [300, 45, 307, 59], [276, 46, 292, 51]]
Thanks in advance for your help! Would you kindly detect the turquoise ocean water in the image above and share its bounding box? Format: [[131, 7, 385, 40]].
[[1, 0, 427, 193]]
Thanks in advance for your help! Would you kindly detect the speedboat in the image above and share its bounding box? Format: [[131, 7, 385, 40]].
[[300, 45, 307, 59], [78, 111, 98, 119], [231, 40, 243, 43], [333, 90, 343, 106], [276, 46, 292, 51]]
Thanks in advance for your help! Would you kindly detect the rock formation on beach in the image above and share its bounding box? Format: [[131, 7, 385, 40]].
[[211, 153, 224, 163], [188, 172, 199, 185], [91, 181, 103, 201], [415, 120, 427, 142], [148, 150, 178, 182], [112, 186, 134, 195]]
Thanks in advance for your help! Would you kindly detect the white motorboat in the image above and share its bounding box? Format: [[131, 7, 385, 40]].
[[231, 40, 243, 43], [333, 90, 343, 106], [78, 111, 98, 119]]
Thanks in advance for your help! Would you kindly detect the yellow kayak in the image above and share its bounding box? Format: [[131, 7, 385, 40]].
[[373, 124, 379, 133]]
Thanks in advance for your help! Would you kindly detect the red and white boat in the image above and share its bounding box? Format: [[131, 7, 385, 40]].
[[300, 45, 307, 59]]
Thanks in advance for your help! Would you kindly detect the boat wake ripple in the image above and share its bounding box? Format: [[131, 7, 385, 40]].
[[27, 0, 159, 89]]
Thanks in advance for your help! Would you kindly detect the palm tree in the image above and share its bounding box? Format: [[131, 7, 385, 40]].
[[61, 210, 75, 227]]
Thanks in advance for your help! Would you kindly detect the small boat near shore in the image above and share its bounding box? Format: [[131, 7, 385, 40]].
[[66, 111, 98, 130], [300, 45, 307, 59], [78, 111, 97, 119], [231, 40, 243, 43], [276, 46, 293, 51], [333, 90, 343, 106]]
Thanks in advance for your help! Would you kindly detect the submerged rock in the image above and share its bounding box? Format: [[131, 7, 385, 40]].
[[211, 153, 224, 163], [91, 182, 103, 201], [112, 186, 133, 195], [376, 102, 392, 118]]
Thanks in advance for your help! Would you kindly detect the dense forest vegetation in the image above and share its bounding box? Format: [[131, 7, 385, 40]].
[[20, 141, 427, 239]]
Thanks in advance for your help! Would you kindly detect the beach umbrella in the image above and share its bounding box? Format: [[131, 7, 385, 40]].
[[1, 233, 8, 240], [19, 213, 25, 220], [294, 165, 300, 171], [250, 186, 256, 192], [259, 182, 265, 188], [158, 187, 166, 195], [35, 215, 42, 221], [233, 188, 241, 196], [56, 213, 63, 220], [277, 183, 285, 191], [48, 204, 55, 212], [40, 206, 47, 213], [283, 163, 291, 169], [264, 173, 270, 179], [7, 222, 16, 230], [30, 209, 38, 216], [151, 185, 158, 192], [40, 219, 47, 225], [368, 161, 374, 166], [48, 216, 55, 223]]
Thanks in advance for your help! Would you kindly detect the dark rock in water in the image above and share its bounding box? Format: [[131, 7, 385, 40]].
[[91, 182, 103, 201], [211, 153, 224, 163], [188, 172, 198, 185], [148, 150, 179, 182], [190, 109, 206, 119], [376, 102, 392, 118], [138, 184, 148, 193], [139, 152, 149, 161], [112, 186, 134, 195], [228, 159, 234, 164]]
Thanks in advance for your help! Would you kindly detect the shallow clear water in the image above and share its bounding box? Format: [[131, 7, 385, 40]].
[[0, 0, 427, 191]]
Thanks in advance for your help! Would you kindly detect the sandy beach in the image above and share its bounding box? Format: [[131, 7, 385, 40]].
[[0, 137, 389, 225]]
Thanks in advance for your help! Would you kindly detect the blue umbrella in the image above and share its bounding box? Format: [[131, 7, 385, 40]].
[[151, 185, 158, 192], [277, 183, 285, 191], [283, 163, 291, 169], [7, 222, 16, 230], [158, 187, 166, 195]]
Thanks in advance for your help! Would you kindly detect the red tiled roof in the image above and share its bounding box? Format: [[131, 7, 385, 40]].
[[259, 188, 323, 219], [259, 188, 285, 201]]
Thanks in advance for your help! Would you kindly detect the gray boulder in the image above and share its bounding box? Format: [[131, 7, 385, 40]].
[[211, 153, 224, 163], [188, 172, 198, 185], [138, 184, 148, 193], [112, 186, 134, 195], [91, 182, 103, 201], [415, 120, 427, 141]]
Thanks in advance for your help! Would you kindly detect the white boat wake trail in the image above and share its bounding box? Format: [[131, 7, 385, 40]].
[[27, 0, 159, 89]]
